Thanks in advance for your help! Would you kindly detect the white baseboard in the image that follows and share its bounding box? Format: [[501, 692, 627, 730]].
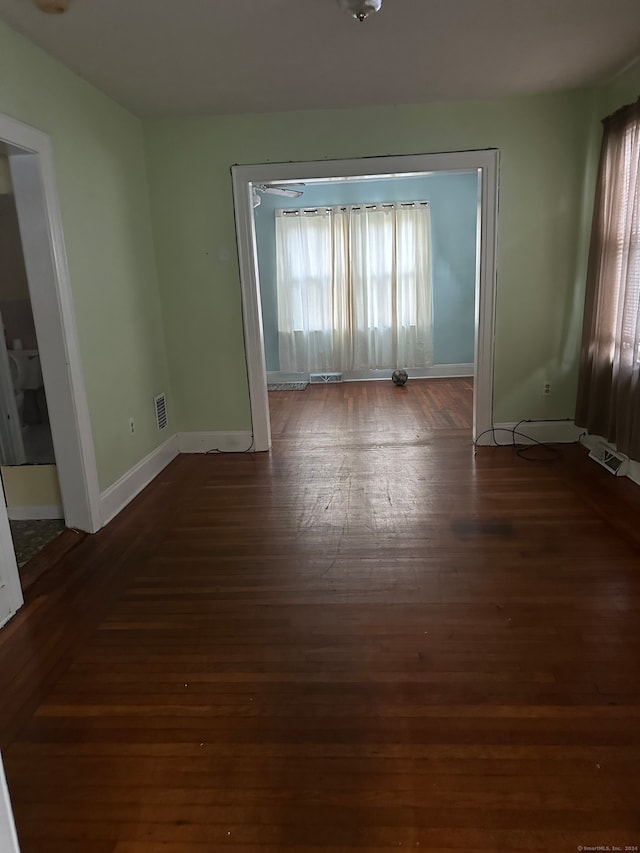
[[99, 435, 179, 528], [345, 365, 475, 381], [267, 371, 307, 383], [7, 504, 64, 521], [267, 364, 474, 383], [628, 461, 640, 486], [0, 612, 15, 632], [477, 420, 583, 446], [422, 364, 474, 379], [178, 431, 254, 453]]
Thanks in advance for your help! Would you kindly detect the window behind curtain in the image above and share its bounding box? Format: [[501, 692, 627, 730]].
[[576, 97, 640, 459], [275, 202, 433, 373]]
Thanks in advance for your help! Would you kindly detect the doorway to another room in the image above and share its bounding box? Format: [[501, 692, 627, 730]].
[[253, 169, 478, 440], [232, 151, 498, 450], [0, 154, 63, 574], [0, 114, 101, 630]]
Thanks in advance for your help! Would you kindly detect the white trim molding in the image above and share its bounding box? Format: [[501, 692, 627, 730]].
[[7, 505, 64, 521], [267, 365, 474, 383], [0, 460, 23, 625], [178, 431, 254, 454], [627, 462, 640, 487], [99, 436, 179, 527], [485, 420, 583, 445], [343, 364, 474, 381], [0, 753, 20, 853], [0, 112, 101, 533], [267, 371, 308, 384], [232, 150, 499, 452]]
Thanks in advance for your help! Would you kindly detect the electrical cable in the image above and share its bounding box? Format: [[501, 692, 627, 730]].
[[206, 435, 255, 455], [512, 418, 561, 461], [473, 418, 573, 463]]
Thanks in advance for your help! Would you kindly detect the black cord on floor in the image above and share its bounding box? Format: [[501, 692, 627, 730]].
[[206, 437, 255, 455], [473, 418, 572, 463]]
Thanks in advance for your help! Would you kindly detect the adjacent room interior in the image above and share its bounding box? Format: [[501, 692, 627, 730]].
[[254, 169, 479, 439], [0, 152, 66, 576]]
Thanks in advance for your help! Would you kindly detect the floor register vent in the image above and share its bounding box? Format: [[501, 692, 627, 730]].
[[309, 372, 343, 384], [588, 441, 628, 476]]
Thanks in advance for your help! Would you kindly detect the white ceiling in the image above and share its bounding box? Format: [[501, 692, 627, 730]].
[[0, 0, 639, 117]]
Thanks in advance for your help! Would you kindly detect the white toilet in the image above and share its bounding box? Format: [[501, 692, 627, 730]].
[[8, 349, 43, 425]]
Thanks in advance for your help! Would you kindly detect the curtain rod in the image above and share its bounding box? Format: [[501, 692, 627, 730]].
[[280, 201, 430, 216]]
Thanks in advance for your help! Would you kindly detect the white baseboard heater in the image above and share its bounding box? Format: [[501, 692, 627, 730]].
[[588, 441, 629, 476]]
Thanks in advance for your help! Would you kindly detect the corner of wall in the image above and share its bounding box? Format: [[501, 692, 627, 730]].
[[99, 433, 179, 528]]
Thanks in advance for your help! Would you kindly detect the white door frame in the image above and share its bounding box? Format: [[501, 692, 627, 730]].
[[232, 150, 499, 449], [0, 472, 23, 627], [0, 112, 100, 541], [0, 752, 20, 853]]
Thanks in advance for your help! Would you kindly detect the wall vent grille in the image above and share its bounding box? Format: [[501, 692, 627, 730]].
[[154, 393, 168, 431], [588, 441, 628, 476], [309, 372, 343, 384]]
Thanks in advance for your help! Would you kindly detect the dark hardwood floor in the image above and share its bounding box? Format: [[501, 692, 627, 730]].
[[1, 377, 640, 852]]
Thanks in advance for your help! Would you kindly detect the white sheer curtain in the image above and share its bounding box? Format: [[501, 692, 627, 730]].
[[276, 203, 433, 373]]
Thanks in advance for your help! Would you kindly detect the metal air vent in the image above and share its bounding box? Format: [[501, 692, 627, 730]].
[[309, 372, 343, 384], [154, 393, 168, 431], [588, 441, 628, 476]]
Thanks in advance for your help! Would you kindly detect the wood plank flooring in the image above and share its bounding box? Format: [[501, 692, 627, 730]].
[[1, 378, 640, 852], [268, 377, 473, 436], [18, 527, 86, 594]]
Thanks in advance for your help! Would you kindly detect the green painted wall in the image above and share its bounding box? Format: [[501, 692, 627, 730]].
[[144, 89, 594, 428], [0, 21, 171, 490], [2, 14, 626, 463]]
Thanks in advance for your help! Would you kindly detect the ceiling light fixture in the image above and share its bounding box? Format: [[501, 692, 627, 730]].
[[337, 0, 382, 22]]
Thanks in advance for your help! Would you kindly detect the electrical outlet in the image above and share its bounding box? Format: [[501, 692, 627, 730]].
[[128, 417, 135, 434], [543, 381, 551, 396]]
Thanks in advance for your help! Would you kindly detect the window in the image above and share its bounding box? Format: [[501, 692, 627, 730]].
[[275, 202, 433, 373], [576, 97, 640, 458]]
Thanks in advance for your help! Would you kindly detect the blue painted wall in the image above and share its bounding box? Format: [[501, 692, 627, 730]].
[[255, 171, 479, 371]]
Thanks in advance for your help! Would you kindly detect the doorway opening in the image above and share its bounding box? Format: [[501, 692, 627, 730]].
[[0, 113, 101, 628], [0, 170, 55, 465], [0, 153, 62, 572], [232, 151, 498, 451]]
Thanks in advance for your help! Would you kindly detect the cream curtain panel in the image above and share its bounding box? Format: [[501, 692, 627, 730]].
[[276, 203, 433, 373], [576, 98, 640, 459]]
